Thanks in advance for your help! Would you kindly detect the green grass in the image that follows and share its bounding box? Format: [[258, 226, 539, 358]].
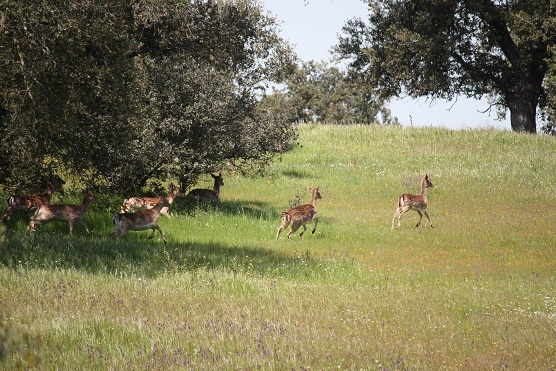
[[1, 124, 555, 369]]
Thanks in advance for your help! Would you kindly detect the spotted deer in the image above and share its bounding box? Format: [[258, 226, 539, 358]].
[[391, 175, 434, 230], [276, 186, 322, 239], [27, 189, 96, 234], [111, 197, 171, 244], [187, 173, 224, 203], [120, 182, 182, 217], [2, 174, 65, 221]]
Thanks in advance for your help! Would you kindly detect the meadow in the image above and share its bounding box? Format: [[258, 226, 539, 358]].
[[1, 124, 555, 370]]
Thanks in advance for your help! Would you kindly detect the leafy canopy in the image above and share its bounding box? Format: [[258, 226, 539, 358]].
[[335, 0, 555, 133], [0, 0, 297, 192]]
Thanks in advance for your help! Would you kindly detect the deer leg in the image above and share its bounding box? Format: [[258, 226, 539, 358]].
[[415, 210, 423, 227], [276, 227, 282, 239], [76, 219, 90, 234], [276, 213, 291, 240], [113, 226, 127, 240], [287, 222, 301, 239], [391, 208, 401, 230], [27, 216, 45, 231], [423, 210, 433, 227], [311, 218, 318, 234], [276, 220, 290, 240], [298, 224, 308, 237], [69, 221, 74, 234], [395, 206, 411, 229], [154, 225, 167, 244]]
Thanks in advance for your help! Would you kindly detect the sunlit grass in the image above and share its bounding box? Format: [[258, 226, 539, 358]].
[[1, 124, 555, 369]]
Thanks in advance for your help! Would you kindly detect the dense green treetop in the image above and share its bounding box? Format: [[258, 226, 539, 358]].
[[0, 0, 297, 193], [335, 0, 556, 133]]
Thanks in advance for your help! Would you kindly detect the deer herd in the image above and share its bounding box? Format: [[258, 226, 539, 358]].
[[1, 171, 435, 243]]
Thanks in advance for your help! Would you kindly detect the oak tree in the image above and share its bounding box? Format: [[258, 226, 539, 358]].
[[335, 0, 555, 133]]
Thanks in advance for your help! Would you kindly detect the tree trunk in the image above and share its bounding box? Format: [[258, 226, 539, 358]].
[[508, 99, 537, 133], [507, 72, 542, 133]]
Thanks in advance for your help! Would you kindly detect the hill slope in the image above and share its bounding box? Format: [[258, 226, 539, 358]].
[[1, 124, 555, 369]]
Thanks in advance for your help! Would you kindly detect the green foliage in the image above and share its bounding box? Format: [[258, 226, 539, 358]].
[[0, 0, 297, 193], [335, 0, 555, 133], [543, 37, 556, 130], [1, 125, 556, 369], [263, 60, 399, 125]]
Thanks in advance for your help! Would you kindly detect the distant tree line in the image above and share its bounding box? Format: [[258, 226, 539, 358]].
[[262, 60, 399, 125]]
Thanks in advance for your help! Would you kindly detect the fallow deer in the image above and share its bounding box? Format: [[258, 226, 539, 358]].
[[120, 182, 182, 217], [391, 175, 434, 230], [2, 174, 65, 221], [187, 173, 224, 203], [276, 186, 322, 239], [111, 197, 171, 244], [27, 189, 96, 234]]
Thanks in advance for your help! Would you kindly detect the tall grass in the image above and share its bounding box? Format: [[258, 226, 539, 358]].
[[1, 124, 555, 369]]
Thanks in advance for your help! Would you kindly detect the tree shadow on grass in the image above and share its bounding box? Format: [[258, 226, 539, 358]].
[[0, 230, 320, 279], [281, 169, 311, 179], [172, 198, 278, 221]]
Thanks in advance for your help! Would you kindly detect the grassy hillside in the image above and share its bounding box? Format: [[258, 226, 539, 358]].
[[1, 124, 555, 370]]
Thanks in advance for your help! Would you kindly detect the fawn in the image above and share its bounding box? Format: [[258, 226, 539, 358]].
[[187, 173, 224, 202], [276, 186, 322, 239], [111, 197, 171, 244], [391, 175, 434, 230], [120, 182, 182, 217], [3, 174, 65, 221], [27, 189, 96, 234]]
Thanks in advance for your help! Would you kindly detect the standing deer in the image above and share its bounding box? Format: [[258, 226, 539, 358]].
[[276, 186, 322, 239], [120, 182, 182, 217], [391, 175, 434, 230], [187, 173, 224, 203], [2, 174, 65, 221], [27, 189, 96, 234], [111, 197, 171, 244]]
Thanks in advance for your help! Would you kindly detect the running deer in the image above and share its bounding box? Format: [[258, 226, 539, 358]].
[[111, 197, 171, 244], [27, 189, 96, 234], [120, 182, 182, 217], [391, 175, 434, 230], [187, 173, 224, 203], [2, 174, 65, 221], [276, 186, 322, 239]]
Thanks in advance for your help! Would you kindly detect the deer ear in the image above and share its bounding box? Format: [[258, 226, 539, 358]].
[[307, 185, 313, 192]]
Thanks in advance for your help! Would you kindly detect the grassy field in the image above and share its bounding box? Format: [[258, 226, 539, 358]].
[[1, 124, 555, 370]]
